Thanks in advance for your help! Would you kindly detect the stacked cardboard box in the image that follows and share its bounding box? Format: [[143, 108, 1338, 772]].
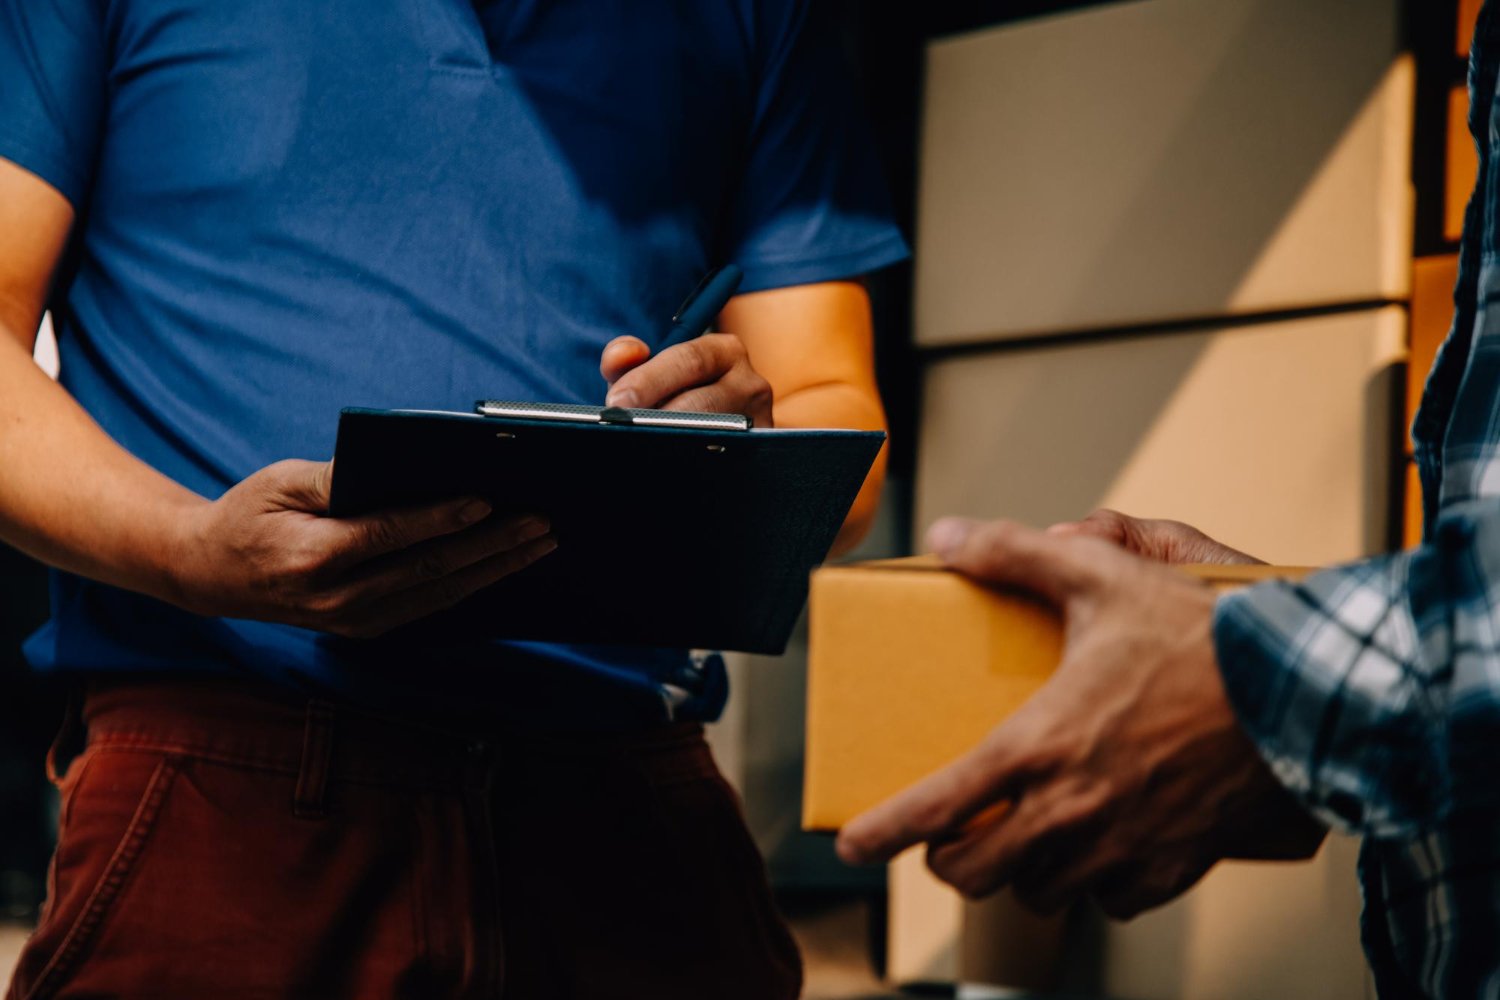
[[804, 0, 1425, 995]]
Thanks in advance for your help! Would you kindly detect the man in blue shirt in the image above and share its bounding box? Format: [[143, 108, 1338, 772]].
[[0, 2, 906, 996]]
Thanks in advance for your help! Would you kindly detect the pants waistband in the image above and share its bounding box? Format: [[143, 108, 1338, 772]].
[[62, 678, 716, 804]]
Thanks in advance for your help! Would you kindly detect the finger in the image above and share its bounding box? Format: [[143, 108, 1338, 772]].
[[921, 799, 1047, 899], [926, 518, 1112, 606], [655, 383, 735, 415], [600, 336, 652, 385], [315, 496, 495, 572], [655, 367, 771, 419], [1050, 509, 1264, 566], [1046, 509, 1130, 547], [332, 514, 550, 608], [343, 534, 558, 636], [265, 458, 337, 513], [836, 734, 1029, 866], [604, 335, 737, 409]]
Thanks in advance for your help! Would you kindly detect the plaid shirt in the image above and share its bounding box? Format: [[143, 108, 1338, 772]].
[[1213, 6, 1500, 995]]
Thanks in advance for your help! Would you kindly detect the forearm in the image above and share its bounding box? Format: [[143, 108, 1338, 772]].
[[0, 327, 205, 602], [773, 380, 887, 555]]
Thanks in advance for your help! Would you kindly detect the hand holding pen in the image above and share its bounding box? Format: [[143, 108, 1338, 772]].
[[599, 265, 774, 429]]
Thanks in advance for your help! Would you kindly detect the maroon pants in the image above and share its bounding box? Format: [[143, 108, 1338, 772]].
[[5, 680, 802, 1000]]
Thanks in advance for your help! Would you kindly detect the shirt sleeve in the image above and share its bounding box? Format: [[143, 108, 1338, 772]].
[[1213, 496, 1500, 840], [722, 1, 909, 292], [0, 0, 108, 208]]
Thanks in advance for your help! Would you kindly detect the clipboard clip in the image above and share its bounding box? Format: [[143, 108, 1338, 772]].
[[475, 400, 752, 432], [598, 406, 636, 426]]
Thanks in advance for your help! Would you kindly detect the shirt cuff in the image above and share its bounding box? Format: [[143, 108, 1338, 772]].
[[1212, 556, 1437, 838], [0, 131, 89, 211], [734, 231, 910, 293]]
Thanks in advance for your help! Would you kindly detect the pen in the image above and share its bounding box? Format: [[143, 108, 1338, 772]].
[[669, 264, 744, 341]]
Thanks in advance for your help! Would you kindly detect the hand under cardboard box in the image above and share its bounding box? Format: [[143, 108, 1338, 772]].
[[806, 513, 1327, 917]]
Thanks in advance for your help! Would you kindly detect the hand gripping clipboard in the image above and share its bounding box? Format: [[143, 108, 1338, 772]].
[[328, 403, 885, 654]]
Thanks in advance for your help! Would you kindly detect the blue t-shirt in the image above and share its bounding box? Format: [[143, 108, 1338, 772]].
[[0, 0, 907, 727]]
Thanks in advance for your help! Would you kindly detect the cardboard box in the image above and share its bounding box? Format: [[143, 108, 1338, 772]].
[[915, 0, 1412, 346], [803, 555, 1310, 831], [916, 308, 1408, 568]]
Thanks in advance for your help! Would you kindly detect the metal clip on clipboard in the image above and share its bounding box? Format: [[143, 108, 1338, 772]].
[[474, 400, 752, 432]]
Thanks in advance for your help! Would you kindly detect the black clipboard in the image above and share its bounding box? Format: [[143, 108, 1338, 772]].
[[329, 406, 884, 654]]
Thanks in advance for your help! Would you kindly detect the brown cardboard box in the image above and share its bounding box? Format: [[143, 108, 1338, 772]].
[[915, 0, 1411, 346], [803, 555, 1311, 831]]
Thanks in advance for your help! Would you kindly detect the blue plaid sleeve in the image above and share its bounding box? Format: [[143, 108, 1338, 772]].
[[1213, 497, 1500, 839]]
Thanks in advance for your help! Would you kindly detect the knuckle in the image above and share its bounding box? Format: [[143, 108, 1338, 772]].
[[742, 373, 773, 409], [282, 543, 331, 580], [682, 345, 716, 384], [1086, 508, 1129, 538]]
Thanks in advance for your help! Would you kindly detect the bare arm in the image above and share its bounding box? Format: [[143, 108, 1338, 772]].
[[0, 158, 555, 637], [0, 157, 204, 598], [599, 280, 888, 555], [720, 281, 887, 554]]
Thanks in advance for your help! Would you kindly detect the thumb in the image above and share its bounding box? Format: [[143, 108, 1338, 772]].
[[599, 336, 651, 386], [268, 458, 334, 513], [927, 517, 1107, 607]]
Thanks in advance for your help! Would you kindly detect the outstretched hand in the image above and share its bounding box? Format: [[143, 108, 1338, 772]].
[[835, 517, 1321, 918]]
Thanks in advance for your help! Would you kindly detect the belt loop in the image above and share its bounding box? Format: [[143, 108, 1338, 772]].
[[294, 700, 336, 819]]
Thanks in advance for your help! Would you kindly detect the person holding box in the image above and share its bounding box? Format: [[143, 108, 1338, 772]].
[[838, 4, 1500, 995], [0, 2, 905, 997]]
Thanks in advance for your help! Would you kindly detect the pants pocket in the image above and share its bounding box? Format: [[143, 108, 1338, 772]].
[[12, 751, 181, 1000]]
